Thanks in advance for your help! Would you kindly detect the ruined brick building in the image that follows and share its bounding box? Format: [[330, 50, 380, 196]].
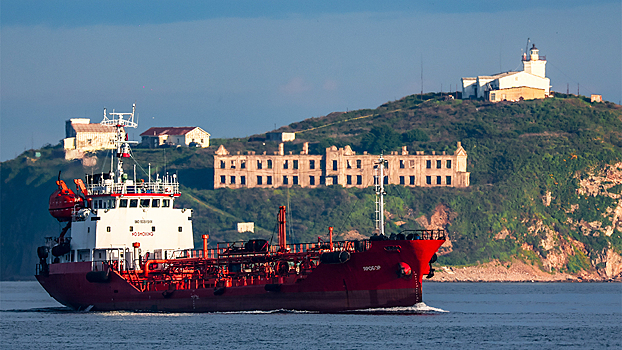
[[214, 142, 469, 189]]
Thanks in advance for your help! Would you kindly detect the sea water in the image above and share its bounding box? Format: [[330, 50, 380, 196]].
[[1, 281, 620, 349]]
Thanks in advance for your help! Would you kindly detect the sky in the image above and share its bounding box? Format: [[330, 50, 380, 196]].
[[1, 1, 620, 161]]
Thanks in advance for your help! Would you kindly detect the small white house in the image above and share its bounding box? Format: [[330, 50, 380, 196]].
[[462, 44, 551, 102], [141, 127, 210, 148]]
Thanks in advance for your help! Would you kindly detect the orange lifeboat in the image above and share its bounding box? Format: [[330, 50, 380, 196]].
[[49, 178, 84, 222]]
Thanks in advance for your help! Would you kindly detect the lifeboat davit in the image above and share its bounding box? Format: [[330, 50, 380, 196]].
[[49, 178, 84, 222]]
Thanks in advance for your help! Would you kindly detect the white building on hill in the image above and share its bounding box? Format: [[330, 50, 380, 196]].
[[462, 44, 551, 102]]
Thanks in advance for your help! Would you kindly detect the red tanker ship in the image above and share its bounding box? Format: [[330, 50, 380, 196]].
[[36, 105, 445, 312]]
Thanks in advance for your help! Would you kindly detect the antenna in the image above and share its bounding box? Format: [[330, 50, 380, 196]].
[[524, 38, 530, 61]]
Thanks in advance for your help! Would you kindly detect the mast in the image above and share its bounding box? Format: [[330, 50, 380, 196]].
[[374, 154, 386, 236], [101, 103, 138, 184]]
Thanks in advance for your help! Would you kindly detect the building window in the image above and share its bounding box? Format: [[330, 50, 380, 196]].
[[436, 160, 441, 169], [400, 176, 405, 185], [309, 160, 315, 169], [309, 176, 315, 185], [267, 160, 272, 169], [347, 175, 352, 185], [257, 176, 263, 185], [293, 160, 298, 169], [332, 176, 338, 185], [436, 176, 442, 185], [446, 160, 452, 169], [283, 176, 288, 185], [357, 175, 362, 185], [231, 160, 236, 169], [240, 176, 246, 185], [293, 176, 298, 185], [426, 176, 431, 185], [267, 176, 272, 185], [283, 160, 288, 169], [220, 160, 225, 169], [446, 176, 452, 185], [384, 176, 388, 185], [320, 176, 325, 184], [426, 160, 431, 169], [332, 160, 338, 170], [410, 176, 415, 185], [257, 160, 262, 169], [400, 160, 405, 169], [230, 176, 236, 184], [347, 160, 352, 169], [410, 160, 415, 168], [241, 160, 246, 169], [356, 159, 361, 169], [220, 175, 226, 184]]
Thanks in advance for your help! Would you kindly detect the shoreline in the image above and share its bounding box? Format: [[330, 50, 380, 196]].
[[430, 259, 622, 283]]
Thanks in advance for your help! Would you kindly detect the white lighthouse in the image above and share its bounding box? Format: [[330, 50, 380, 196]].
[[522, 44, 547, 78]]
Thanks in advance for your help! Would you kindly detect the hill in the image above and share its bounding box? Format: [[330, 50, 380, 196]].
[[2, 93, 622, 280]]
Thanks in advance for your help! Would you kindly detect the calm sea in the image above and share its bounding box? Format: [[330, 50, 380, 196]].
[[1, 281, 620, 349]]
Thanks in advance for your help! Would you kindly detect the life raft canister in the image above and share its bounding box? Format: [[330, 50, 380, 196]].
[[397, 262, 412, 278]]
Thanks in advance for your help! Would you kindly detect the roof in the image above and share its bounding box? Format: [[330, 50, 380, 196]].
[[140, 127, 210, 137], [72, 123, 116, 133]]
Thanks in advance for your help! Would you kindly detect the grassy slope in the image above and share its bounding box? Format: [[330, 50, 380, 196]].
[[2, 94, 621, 279]]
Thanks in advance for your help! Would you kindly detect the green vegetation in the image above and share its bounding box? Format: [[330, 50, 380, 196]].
[[2, 93, 621, 279]]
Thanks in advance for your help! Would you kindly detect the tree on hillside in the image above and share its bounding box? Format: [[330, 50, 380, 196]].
[[401, 129, 429, 143], [361, 125, 401, 154]]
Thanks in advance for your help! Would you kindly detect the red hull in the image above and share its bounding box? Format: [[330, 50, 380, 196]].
[[36, 240, 444, 312]]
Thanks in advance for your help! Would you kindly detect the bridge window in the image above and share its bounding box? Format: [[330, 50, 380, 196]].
[[162, 199, 170, 207], [152, 199, 160, 208], [140, 199, 150, 208], [119, 199, 128, 208], [129, 199, 138, 208]]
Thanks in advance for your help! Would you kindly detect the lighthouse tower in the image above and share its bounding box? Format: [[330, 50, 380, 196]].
[[522, 44, 546, 78]]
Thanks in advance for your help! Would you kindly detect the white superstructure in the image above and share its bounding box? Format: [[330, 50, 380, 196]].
[[56, 105, 194, 266]]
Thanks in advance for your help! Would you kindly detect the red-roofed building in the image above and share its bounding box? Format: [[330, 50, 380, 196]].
[[140, 127, 210, 148]]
